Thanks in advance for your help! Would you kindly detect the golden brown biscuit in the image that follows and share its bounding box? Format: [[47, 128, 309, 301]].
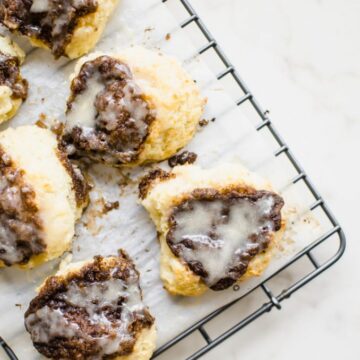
[[0, 0, 118, 58], [0, 35, 28, 123], [0, 126, 88, 268], [139, 164, 286, 296], [25, 252, 156, 360], [61, 47, 206, 166]]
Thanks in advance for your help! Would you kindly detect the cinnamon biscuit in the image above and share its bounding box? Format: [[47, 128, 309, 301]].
[[0, 0, 118, 58], [140, 164, 285, 296], [25, 252, 156, 360], [0, 125, 88, 268], [0, 35, 28, 123], [61, 47, 206, 166]]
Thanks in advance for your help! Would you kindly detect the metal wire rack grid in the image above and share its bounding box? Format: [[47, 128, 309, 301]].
[[0, 0, 346, 359], [152, 0, 346, 359]]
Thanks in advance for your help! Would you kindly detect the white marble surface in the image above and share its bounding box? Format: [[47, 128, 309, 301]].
[[163, 0, 359, 359]]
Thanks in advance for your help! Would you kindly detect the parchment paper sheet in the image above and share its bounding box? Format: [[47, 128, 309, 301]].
[[0, 1, 327, 358]]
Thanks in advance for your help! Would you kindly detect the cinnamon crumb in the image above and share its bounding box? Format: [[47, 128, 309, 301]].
[[199, 119, 209, 127], [51, 121, 65, 137], [35, 113, 48, 129], [103, 201, 119, 214], [168, 151, 197, 168]]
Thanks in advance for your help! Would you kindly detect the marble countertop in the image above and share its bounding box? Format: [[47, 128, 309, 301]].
[[165, 1, 358, 359]]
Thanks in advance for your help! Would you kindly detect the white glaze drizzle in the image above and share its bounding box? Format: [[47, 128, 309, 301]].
[[171, 195, 276, 286], [66, 73, 104, 131], [30, 0, 50, 13], [25, 306, 81, 343], [0, 224, 20, 264], [65, 58, 151, 156], [99, 82, 149, 140], [0, 153, 41, 265], [52, 12, 71, 36], [25, 268, 147, 358]]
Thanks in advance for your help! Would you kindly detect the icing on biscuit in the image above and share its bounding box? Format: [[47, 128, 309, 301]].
[[0, 126, 89, 267], [63, 55, 155, 165], [0, 0, 98, 58], [0, 147, 45, 266], [167, 188, 284, 290], [0, 51, 28, 101], [25, 253, 155, 359]]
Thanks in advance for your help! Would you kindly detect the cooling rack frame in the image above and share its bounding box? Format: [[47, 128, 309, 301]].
[[152, 0, 346, 359]]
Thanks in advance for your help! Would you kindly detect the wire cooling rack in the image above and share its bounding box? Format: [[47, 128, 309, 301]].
[[152, 0, 346, 359], [0, 0, 346, 359]]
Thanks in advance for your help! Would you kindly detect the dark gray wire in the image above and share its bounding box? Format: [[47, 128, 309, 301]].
[[0, 337, 19, 360]]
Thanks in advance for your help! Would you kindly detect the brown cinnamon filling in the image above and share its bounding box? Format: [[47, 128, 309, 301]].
[[56, 147, 89, 208], [168, 151, 197, 168], [0, 51, 28, 100], [0, 0, 98, 58], [62, 56, 155, 165], [0, 147, 44, 266], [167, 188, 284, 291], [138, 168, 174, 200], [25, 252, 154, 360]]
